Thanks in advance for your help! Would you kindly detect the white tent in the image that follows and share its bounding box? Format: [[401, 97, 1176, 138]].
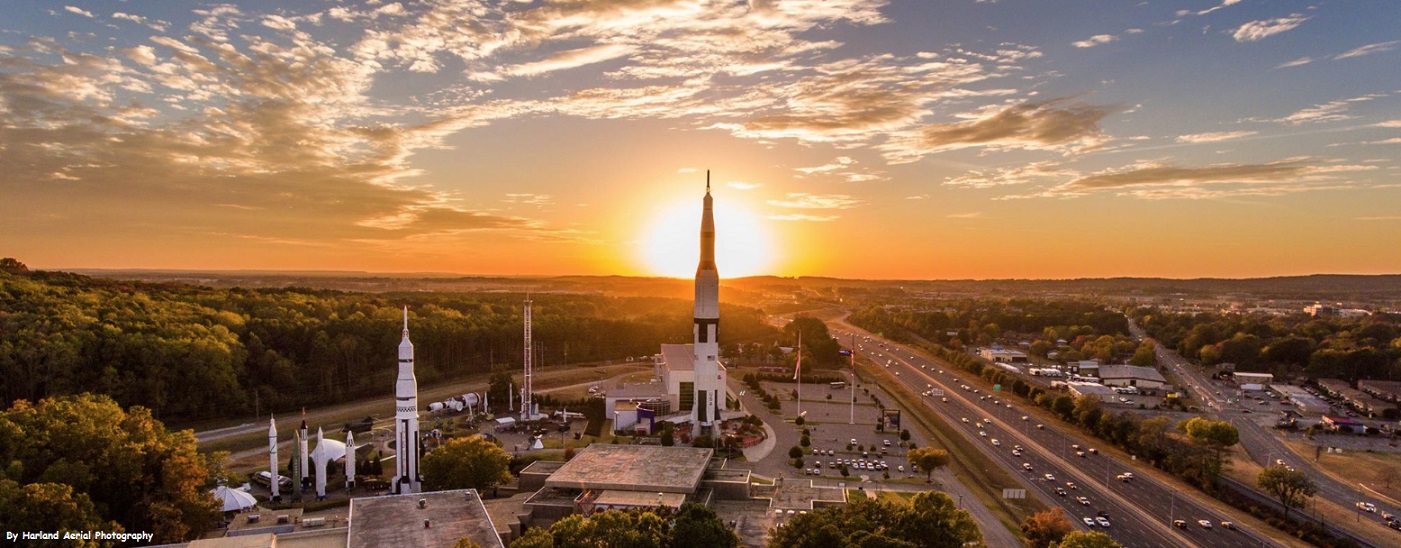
[[210, 485, 257, 512]]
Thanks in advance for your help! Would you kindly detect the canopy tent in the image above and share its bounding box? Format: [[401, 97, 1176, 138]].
[[210, 485, 257, 512]]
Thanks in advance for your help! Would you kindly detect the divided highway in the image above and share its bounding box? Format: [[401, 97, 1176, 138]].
[[836, 324, 1272, 548]]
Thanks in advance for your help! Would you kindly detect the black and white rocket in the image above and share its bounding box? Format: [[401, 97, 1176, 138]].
[[391, 306, 422, 494], [268, 415, 279, 500], [692, 172, 723, 429]]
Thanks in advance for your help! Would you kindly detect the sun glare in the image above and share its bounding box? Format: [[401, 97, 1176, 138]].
[[639, 197, 774, 278]]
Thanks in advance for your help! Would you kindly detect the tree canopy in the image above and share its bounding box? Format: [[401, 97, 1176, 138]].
[[906, 447, 951, 482], [1020, 508, 1075, 548], [1257, 465, 1316, 521], [421, 435, 513, 492], [509, 503, 737, 548], [0, 268, 781, 422], [0, 394, 220, 543], [1051, 531, 1119, 548], [766, 491, 982, 548]]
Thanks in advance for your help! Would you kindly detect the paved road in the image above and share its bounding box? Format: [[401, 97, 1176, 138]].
[[724, 369, 1023, 548], [834, 321, 1271, 548], [1133, 318, 1397, 545]]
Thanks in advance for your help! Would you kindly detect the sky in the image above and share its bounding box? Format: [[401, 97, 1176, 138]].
[[2, 0, 1399, 280]]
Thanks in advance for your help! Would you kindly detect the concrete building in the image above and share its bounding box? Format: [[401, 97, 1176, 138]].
[[1315, 378, 1351, 399], [1067, 382, 1119, 399], [1233, 372, 1274, 391], [348, 489, 503, 548], [980, 348, 1028, 364], [1269, 385, 1332, 415], [1358, 380, 1401, 403], [1097, 364, 1167, 390]]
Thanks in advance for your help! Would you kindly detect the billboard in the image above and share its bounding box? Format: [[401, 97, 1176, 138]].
[[882, 408, 901, 431]]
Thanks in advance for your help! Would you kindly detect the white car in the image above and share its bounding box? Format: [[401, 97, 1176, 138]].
[[1096, 517, 1110, 528], [1357, 502, 1377, 513], [1023, 463, 1034, 471], [979, 431, 987, 437], [1082, 517, 1095, 527], [961, 417, 970, 423], [991, 439, 1001, 446], [1077, 496, 1090, 506], [1044, 473, 1056, 481], [1198, 520, 1212, 529]]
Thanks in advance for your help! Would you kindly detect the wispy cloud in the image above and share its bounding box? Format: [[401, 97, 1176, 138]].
[[1175, 131, 1257, 143], [726, 181, 762, 190], [1012, 160, 1378, 200], [63, 6, 94, 18], [1335, 41, 1401, 60], [768, 214, 840, 222], [911, 99, 1117, 155], [502, 193, 554, 205], [943, 161, 1070, 188], [947, 212, 984, 219], [1073, 34, 1117, 48], [767, 193, 863, 210], [1233, 14, 1310, 43], [1357, 216, 1401, 221], [1376, 120, 1401, 128], [1276, 57, 1312, 69], [1272, 95, 1381, 125]]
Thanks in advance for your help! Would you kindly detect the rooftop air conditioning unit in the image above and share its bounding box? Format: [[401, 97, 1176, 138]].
[[303, 517, 326, 528]]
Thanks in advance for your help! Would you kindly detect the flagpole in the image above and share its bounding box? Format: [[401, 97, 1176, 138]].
[[850, 333, 856, 425], [795, 332, 802, 420]]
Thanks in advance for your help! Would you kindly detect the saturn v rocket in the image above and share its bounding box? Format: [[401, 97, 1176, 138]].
[[391, 307, 422, 494], [691, 173, 724, 432]]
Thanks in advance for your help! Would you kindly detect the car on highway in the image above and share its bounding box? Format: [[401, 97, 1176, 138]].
[[1088, 448, 1098, 455], [1357, 502, 1377, 513], [1198, 519, 1212, 529], [1095, 517, 1110, 528], [1082, 517, 1095, 527], [1012, 449, 1023, 456], [990, 439, 1001, 447], [1066, 482, 1077, 490], [1174, 519, 1187, 528], [942, 397, 949, 403], [1036, 424, 1044, 429], [1023, 463, 1034, 471], [961, 417, 970, 423], [1221, 521, 1235, 530], [1076, 451, 1086, 457], [1021, 415, 1029, 421], [979, 431, 987, 437], [1044, 473, 1056, 481], [1116, 474, 1131, 482], [1055, 488, 1067, 496], [1076, 496, 1090, 505]]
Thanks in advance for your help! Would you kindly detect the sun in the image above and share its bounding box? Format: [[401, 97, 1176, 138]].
[[639, 196, 774, 278]]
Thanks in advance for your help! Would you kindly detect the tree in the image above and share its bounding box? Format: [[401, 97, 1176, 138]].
[[1021, 508, 1075, 548], [670, 503, 740, 548], [1181, 418, 1239, 459], [487, 371, 516, 414], [1257, 465, 1316, 520], [515, 507, 673, 548], [0, 257, 29, 275], [766, 492, 980, 548], [1052, 531, 1120, 548], [1129, 342, 1156, 367], [906, 447, 951, 482], [0, 394, 220, 543], [900, 429, 911, 442], [789, 446, 804, 459], [0, 479, 120, 545], [795, 415, 805, 426], [421, 435, 513, 492], [800, 434, 811, 448], [454, 537, 486, 548]]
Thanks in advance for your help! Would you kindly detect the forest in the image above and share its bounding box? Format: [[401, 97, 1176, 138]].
[[0, 265, 781, 424], [1132, 307, 1401, 382]]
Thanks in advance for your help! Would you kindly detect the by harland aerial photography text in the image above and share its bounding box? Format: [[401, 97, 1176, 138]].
[[3, 1, 1401, 547]]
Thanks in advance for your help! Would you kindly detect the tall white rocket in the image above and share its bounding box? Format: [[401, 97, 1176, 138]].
[[268, 416, 279, 500], [344, 430, 356, 489], [314, 427, 328, 499], [692, 172, 723, 429], [391, 306, 422, 494], [298, 414, 309, 491]]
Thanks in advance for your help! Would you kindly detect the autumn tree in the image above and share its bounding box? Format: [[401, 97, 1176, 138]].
[[0, 479, 121, 545], [907, 447, 951, 482], [1021, 508, 1075, 548], [1052, 531, 1119, 548], [767, 491, 981, 548], [0, 394, 220, 543], [421, 435, 513, 492], [1257, 465, 1316, 520]]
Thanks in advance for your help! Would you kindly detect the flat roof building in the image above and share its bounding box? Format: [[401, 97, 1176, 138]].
[[348, 489, 503, 548], [1358, 380, 1401, 403], [1098, 365, 1168, 389], [544, 445, 713, 494]]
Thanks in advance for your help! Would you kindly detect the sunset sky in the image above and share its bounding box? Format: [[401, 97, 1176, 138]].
[[3, 1, 1399, 279]]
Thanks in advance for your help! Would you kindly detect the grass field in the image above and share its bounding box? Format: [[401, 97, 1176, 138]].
[[1283, 438, 1401, 505]]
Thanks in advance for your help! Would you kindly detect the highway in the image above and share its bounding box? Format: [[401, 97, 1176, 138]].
[[833, 323, 1273, 548], [1133, 319, 1398, 546]]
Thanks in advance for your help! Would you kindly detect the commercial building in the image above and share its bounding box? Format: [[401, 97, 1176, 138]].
[[980, 348, 1029, 364], [348, 489, 504, 548], [1233, 372, 1273, 391], [1358, 380, 1401, 403], [1097, 365, 1167, 390], [1269, 385, 1332, 415]]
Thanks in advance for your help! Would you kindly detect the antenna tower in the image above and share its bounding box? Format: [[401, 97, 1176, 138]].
[[522, 296, 533, 422]]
